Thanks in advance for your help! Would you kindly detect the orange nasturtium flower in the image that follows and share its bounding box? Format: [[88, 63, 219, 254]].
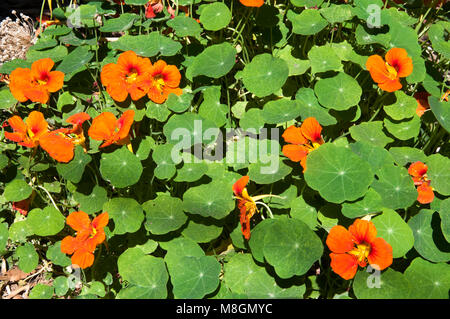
[[4, 111, 75, 162], [282, 117, 324, 172], [408, 161, 434, 204], [100, 50, 153, 102], [9, 58, 64, 104], [366, 48, 413, 92], [326, 219, 393, 280], [233, 176, 279, 240], [52, 112, 91, 151], [61, 211, 109, 269], [239, 0, 264, 7], [88, 110, 135, 148], [146, 60, 182, 104]]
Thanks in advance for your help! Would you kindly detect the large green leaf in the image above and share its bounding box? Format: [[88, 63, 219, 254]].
[[384, 115, 421, 141], [295, 88, 337, 126], [143, 194, 187, 235], [304, 143, 374, 203], [186, 43, 236, 79], [56, 146, 91, 184], [426, 153, 450, 196], [262, 218, 323, 278], [408, 209, 450, 263], [429, 96, 450, 133], [371, 164, 417, 210], [404, 257, 450, 299], [314, 72, 362, 110], [308, 45, 343, 74], [372, 209, 414, 258], [287, 9, 328, 35], [241, 53, 289, 97], [262, 99, 302, 124], [349, 121, 393, 148], [3, 179, 32, 202], [110, 33, 181, 57], [103, 197, 144, 235], [199, 2, 231, 31], [100, 147, 143, 188], [341, 188, 383, 219], [353, 268, 410, 299], [27, 207, 65, 237], [16, 243, 39, 273], [117, 247, 168, 299]]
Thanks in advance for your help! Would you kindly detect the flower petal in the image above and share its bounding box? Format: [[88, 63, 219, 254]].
[[326, 225, 355, 254], [300, 117, 323, 144], [329, 253, 358, 280], [385, 48, 413, 78], [39, 132, 74, 163], [88, 112, 117, 142], [44, 70, 65, 93], [66, 211, 92, 233], [417, 182, 434, 204], [282, 144, 309, 162], [408, 161, 428, 178], [366, 55, 390, 84], [71, 249, 95, 269], [239, 0, 264, 7], [367, 237, 393, 271], [233, 175, 249, 197], [282, 125, 308, 145], [92, 212, 109, 229], [116, 110, 135, 141], [66, 112, 91, 126], [377, 78, 402, 92], [348, 219, 377, 245], [26, 111, 48, 139], [61, 236, 78, 255]]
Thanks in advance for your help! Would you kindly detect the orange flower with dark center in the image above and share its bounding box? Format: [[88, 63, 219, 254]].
[[366, 48, 413, 92], [53, 112, 91, 151], [4, 111, 75, 163], [408, 161, 434, 204], [61, 211, 109, 269], [233, 176, 279, 240], [147, 60, 182, 104], [88, 110, 135, 148], [326, 219, 393, 280], [9, 58, 64, 104], [282, 117, 324, 172], [100, 50, 153, 102], [239, 0, 264, 7], [414, 91, 430, 117]]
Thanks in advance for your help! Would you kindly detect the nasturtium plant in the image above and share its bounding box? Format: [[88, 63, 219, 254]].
[[0, 0, 448, 301]]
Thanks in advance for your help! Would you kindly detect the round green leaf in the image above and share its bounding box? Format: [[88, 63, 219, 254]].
[[187, 42, 236, 79], [353, 268, 410, 299], [389, 147, 427, 166], [182, 181, 234, 219], [29, 284, 54, 299], [295, 88, 337, 126], [99, 13, 138, 32], [372, 209, 414, 258], [408, 209, 450, 263], [117, 248, 168, 299], [263, 218, 323, 278], [314, 72, 362, 110], [404, 257, 450, 299], [8, 220, 33, 242], [239, 108, 265, 132], [248, 218, 277, 263], [16, 243, 39, 273], [56, 46, 93, 76], [383, 91, 417, 121], [56, 146, 92, 183], [168, 255, 221, 299], [3, 179, 32, 202], [103, 197, 144, 235], [241, 53, 289, 98], [53, 276, 69, 297], [27, 206, 65, 236], [308, 45, 343, 74], [143, 194, 187, 235], [287, 9, 328, 35], [0, 223, 8, 252], [199, 2, 231, 31], [427, 153, 450, 196], [276, 45, 310, 76], [289, 196, 319, 230], [100, 147, 143, 188], [320, 4, 354, 24], [46, 241, 72, 267], [73, 185, 108, 215], [370, 164, 417, 210], [304, 143, 374, 203], [341, 188, 383, 219], [26, 46, 68, 63], [181, 217, 223, 243], [439, 198, 450, 243], [174, 161, 208, 182], [262, 99, 302, 124], [167, 15, 202, 37], [111, 33, 181, 57], [349, 121, 394, 148], [349, 141, 395, 172], [248, 160, 292, 185], [165, 92, 193, 113], [384, 115, 421, 141]]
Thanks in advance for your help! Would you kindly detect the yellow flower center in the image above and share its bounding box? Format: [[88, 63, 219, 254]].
[[385, 62, 398, 80], [348, 242, 371, 265], [154, 75, 165, 92], [89, 227, 97, 239], [126, 72, 138, 84], [37, 79, 48, 85]]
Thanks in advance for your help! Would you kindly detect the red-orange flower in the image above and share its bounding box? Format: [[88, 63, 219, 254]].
[[233, 176, 278, 240], [3, 111, 74, 162], [61, 211, 109, 269], [100, 50, 153, 102], [408, 161, 434, 204], [52, 112, 91, 150], [12, 198, 31, 216], [414, 91, 430, 117], [239, 0, 264, 7], [366, 48, 413, 92], [326, 219, 393, 280], [146, 60, 182, 104], [9, 58, 64, 104], [88, 110, 135, 148], [282, 117, 324, 172]]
